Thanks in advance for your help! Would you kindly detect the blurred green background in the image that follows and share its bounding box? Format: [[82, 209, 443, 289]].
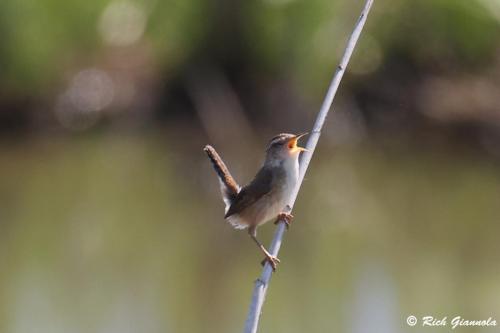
[[1, 0, 500, 332]]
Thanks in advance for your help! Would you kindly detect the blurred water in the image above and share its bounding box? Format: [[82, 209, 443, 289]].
[[0, 133, 499, 333]]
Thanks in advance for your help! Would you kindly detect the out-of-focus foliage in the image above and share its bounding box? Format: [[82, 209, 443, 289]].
[[0, 0, 498, 100], [241, 0, 499, 86], [0, 0, 207, 92]]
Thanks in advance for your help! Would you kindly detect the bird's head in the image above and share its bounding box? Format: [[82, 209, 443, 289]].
[[265, 132, 308, 165]]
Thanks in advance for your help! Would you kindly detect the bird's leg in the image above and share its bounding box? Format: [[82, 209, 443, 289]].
[[274, 208, 294, 229], [248, 226, 280, 271]]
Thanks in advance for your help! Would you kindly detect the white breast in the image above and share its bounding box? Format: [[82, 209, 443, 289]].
[[278, 154, 300, 207], [257, 154, 299, 225]]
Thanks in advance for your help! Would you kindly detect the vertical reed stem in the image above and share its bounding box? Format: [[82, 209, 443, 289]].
[[243, 1, 375, 332]]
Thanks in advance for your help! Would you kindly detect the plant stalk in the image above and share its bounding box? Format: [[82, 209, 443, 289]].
[[243, 1, 375, 332]]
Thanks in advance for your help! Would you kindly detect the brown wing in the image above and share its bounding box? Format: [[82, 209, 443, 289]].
[[224, 166, 274, 218]]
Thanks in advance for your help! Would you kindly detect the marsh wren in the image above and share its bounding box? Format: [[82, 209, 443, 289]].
[[204, 133, 307, 270]]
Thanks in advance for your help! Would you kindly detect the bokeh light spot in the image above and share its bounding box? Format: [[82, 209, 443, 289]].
[[99, 0, 147, 47], [55, 68, 114, 131], [69, 68, 114, 112], [350, 35, 383, 75]]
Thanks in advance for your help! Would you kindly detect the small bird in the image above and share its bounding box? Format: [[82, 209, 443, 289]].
[[204, 133, 307, 270]]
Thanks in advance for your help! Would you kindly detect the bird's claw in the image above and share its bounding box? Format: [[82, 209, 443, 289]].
[[274, 212, 294, 229], [261, 255, 281, 271]]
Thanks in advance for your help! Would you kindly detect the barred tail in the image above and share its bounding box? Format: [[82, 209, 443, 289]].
[[203, 145, 240, 209]]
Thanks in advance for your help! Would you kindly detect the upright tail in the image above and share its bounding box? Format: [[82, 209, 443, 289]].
[[204, 145, 240, 210]]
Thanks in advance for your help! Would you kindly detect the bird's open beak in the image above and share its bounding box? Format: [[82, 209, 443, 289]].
[[288, 132, 309, 152]]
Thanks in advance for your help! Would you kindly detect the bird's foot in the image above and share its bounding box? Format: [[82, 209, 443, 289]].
[[261, 254, 281, 272], [274, 212, 294, 229]]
